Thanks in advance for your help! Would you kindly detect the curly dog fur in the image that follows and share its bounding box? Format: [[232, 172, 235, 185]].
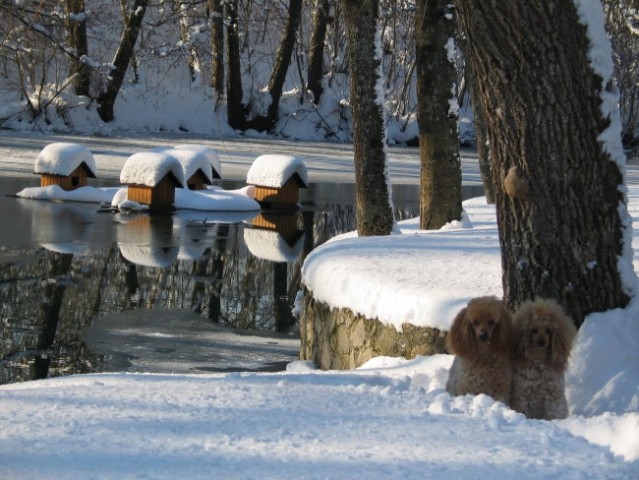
[[510, 298, 577, 420], [445, 296, 513, 404]]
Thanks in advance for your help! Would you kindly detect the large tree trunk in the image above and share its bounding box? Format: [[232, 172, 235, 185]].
[[307, 0, 331, 104], [64, 0, 90, 97], [415, 0, 462, 229], [96, 0, 149, 122], [208, 0, 224, 107], [225, 0, 246, 130], [455, 0, 634, 326], [341, 0, 394, 236]]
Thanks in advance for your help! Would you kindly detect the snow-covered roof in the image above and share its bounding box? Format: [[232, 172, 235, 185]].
[[34, 142, 97, 178], [165, 148, 214, 184], [174, 144, 222, 179], [120, 152, 185, 188], [246, 154, 308, 188]]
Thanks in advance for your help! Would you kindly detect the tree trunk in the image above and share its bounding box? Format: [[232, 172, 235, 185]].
[[473, 95, 494, 203], [177, 0, 199, 82], [341, 0, 394, 236], [208, 0, 224, 107], [455, 0, 634, 326], [225, 0, 246, 130], [415, 0, 462, 229], [97, 0, 149, 122], [64, 0, 90, 97], [307, 0, 331, 104], [250, 0, 303, 132]]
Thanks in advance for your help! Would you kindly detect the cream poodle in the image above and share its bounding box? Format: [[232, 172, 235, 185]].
[[445, 296, 514, 404], [510, 298, 577, 420]]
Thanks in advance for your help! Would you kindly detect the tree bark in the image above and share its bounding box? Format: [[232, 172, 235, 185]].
[[225, 0, 246, 130], [455, 0, 633, 326], [307, 0, 331, 104], [97, 0, 149, 122], [249, 0, 303, 132], [341, 0, 394, 236], [415, 0, 462, 229], [208, 0, 224, 107], [64, 0, 90, 97]]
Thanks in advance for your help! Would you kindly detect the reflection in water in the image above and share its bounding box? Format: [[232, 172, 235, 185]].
[[0, 192, 373, 384], [0, 178, 482, 384]]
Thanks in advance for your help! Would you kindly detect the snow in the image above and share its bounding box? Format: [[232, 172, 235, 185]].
[[246, 153, 308, 188], [120, 151, 185, 188], [156, 146, 215, 184], [302, 198, 498, 331], [34, 142, 97, 177], [16, 184, 118, 203], [173, 143, 222, 179]]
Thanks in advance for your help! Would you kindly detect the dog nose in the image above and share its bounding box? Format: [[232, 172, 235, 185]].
[[537, 338, 546, 347], [478, 331, 489, 342]]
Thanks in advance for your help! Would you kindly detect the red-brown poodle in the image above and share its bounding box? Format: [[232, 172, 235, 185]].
[[445, 296, 514, 404], [510, 298, 577, 420]]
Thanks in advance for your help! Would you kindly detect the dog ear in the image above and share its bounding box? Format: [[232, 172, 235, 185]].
[[549, 314, 577, 367], [446, 307, 474, 355]]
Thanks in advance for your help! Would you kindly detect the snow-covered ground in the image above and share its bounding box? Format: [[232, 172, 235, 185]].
[[0, 132, 638, 479]]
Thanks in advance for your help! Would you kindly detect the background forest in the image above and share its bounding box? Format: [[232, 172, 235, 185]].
[[1, 0, 637, 153]]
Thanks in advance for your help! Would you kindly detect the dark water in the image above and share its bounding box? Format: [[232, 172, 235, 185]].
[[0, 176, 482, 384]]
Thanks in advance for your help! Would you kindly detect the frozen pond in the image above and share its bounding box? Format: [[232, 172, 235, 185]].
[[1, 175, 483, 384]]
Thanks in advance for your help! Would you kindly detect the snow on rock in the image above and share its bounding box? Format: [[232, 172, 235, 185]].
[[174, 143, 222, 179], [34, 142, 97, 177], [246, 154, 308, 188], [120, 151, 185, 188], [301, 196, 501, 332]]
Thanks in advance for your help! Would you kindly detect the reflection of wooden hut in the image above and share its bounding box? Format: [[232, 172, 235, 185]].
[[116, 214, 179, 268], [120, 152, 184, 209], [244, 212, 304, 262], [246, 154, 308, 209], [34, 142, 97, 191]]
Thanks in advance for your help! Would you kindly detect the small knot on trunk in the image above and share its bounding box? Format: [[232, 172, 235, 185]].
[[503, 166, 530, 199]]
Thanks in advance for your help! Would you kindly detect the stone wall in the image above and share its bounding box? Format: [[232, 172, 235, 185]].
[[299, 288, 448, 370]]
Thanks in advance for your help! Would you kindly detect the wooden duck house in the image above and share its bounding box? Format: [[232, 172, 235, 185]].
[[165, 147, 218, 190], [34, 142, 97, 191], [246, 154, 308, 210], [120, 152, 185, 209]]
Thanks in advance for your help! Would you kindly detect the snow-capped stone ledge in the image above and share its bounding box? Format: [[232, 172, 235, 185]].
[[299, 287, 447, 370]]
